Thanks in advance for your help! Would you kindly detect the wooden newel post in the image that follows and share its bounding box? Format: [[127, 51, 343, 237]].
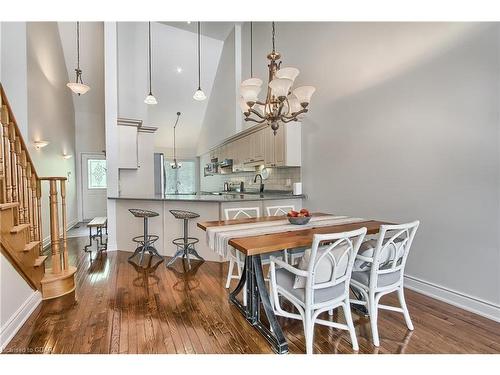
[[60, 179, 68, 271], [48, 180, 62, 274]]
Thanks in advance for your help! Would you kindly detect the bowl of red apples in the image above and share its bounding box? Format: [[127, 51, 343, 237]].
[[287, 209, 312, 225]]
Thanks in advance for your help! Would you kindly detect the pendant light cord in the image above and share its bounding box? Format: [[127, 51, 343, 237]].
[[250, 22, 253, 77], [76, 22, 80, 71], [173, 112, 181, 162], [197, 22, 201, 90], [148, 22, 152, 95]]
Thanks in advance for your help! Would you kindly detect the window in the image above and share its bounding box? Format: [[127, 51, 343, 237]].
[[88, 159, 107, 189], [165, 159, 196, 194]]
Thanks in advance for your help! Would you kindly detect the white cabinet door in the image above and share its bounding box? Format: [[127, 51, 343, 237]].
[[118, 125, 138, 169]]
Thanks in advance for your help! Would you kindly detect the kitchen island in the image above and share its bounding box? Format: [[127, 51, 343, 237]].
[[108, 193, 304, 261]]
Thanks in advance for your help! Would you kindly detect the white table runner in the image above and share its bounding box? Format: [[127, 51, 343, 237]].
[[206, 215, 366, 258]]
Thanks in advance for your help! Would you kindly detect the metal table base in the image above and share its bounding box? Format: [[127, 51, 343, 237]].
[[229, 255, 289, 354]]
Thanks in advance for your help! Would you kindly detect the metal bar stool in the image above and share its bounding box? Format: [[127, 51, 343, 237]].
[[166, 209, 204, 269], [128, 208, 163, 266]]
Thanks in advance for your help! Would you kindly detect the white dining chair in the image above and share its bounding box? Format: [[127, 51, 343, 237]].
[[223, 207, 260, 306], [350, 221, 419, 347], [266, 205, 304, 265], [269, 227, 367, 354]]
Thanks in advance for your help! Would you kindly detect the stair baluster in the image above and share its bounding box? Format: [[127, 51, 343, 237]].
[[1, 121, 11, 202], [8, 123, 18, 216]]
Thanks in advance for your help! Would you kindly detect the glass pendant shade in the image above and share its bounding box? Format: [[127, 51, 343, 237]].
[[144, 94, 158, 105], [66, 82, 90, 95], [269, 78, 293, 98], [241, 77, 263, 88], [293, 85, 316, 106], [275, 67, 300, 81], [287, 94, 302, 114], [240, 85, 261, 104], [193, 89, 207, 101], [239, 97, 250, 113]]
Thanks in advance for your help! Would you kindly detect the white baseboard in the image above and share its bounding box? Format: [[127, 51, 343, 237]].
[[42, 217, 79, 250], [0, 291, 42, 352], [404, 274, 500, 323]]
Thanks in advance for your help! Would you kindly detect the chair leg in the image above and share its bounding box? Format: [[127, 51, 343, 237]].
[[343, 301, 359, 351], [304, 310, 314, 354], [397, 287, 414, 330], [225, 258, 235, 288], [368, 292, 380, 347]]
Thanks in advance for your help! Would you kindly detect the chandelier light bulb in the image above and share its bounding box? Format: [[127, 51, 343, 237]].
[[193, 89, 207, 101], [241, 77, 263, 88], [269, 78, 293, 99], [276, 67, 300, 82], [293, 85, 316, 107]]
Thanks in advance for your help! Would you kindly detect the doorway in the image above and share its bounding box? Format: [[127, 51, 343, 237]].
[[81, 153, 107, 221]]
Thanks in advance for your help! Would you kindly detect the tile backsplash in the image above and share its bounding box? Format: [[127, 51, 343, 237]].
[[200, 167, 301, 192]]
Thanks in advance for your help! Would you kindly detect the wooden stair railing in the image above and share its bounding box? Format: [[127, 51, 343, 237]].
[[0, 83, 76, 300]]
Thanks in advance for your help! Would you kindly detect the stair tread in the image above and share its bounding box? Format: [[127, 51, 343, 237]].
[[0, 202, 19, 210], [10, 223, 31, 233], [41, 266, 77, 283], [23, 241, 40, 252], [34, 255, 47, 267]]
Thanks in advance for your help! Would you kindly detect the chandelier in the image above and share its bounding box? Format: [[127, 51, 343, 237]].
[[66, 22, 90, 96], [239, 22, 315, 135], [170, 112, 182, 169]]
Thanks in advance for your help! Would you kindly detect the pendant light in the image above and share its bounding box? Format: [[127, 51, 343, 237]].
[[193, 22, 206, 101], [170, 112, 182, 169], [66, 22, 90, 96], [144, 22, 158, 105]]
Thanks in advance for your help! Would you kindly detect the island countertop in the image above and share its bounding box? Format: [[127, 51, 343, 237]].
[[108, 192, 305, 202]]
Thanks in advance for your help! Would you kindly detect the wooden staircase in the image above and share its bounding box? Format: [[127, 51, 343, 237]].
[[0, 83, 76, 300]]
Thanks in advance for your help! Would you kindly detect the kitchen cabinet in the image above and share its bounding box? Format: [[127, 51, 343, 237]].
[[205, 123, 301, 172], [118, 125, 138, 169], [264, 123, 301, 167]]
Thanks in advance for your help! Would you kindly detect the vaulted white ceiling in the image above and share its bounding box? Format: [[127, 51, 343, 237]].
[[117, 22, 231, 155]]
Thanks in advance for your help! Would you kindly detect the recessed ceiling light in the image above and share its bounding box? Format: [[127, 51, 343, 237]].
[[187, 21, 191, 24], [176, 67, 183, 73]]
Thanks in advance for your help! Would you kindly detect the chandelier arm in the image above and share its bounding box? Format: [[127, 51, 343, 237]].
[[248, 108, 266, 119], [282, 117, 299, 124], [283, 108, 308, 119], [245, 117, 266, 124]]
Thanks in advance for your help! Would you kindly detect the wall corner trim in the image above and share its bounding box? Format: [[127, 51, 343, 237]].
[[0, 290, 42, 352], [404, 274, 500, 323]]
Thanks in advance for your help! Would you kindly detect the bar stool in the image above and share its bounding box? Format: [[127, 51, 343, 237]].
[[166, 209, 204, 269], [128, 208, 163, 266]]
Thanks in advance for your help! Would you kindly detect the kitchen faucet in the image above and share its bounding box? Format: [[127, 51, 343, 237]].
[[254, 174, 265, 193]]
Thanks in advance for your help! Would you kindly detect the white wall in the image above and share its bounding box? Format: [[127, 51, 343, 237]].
[[58, 22, 106, 222], [244, 22, 500, 316], [26, 22, 78, 243], [0, 22, 28, 138], [196, 28, 237, 155], [116, 22, 223, 156], [0, 256, 41, 351]]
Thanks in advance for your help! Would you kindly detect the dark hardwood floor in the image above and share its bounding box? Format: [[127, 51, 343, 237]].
[[4, 236, 500, 354]]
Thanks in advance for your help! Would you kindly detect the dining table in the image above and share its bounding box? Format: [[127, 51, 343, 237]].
[[197, 213, 390, 354]]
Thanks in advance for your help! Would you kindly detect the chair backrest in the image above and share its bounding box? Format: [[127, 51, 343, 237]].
[[306, 227, 367, 304], [224, 207, 260, 220], [369, 221, 420, 288], [266, 205, 295, 216]]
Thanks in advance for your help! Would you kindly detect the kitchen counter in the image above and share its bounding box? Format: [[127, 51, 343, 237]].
[[108, 192, 305, 202], [108, 192, 305, 262]]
